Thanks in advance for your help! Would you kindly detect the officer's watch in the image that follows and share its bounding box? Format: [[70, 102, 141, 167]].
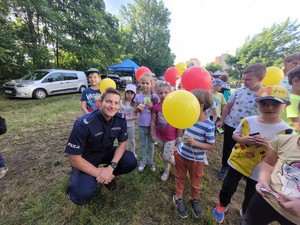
[[110, 162, 118, 169]]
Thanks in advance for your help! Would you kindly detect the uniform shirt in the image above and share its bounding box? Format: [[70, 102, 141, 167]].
[[65, 110, 127, 162], [81, 88, 101, 112], [225, 86, 260, 129], [177, 119, 215, 162]]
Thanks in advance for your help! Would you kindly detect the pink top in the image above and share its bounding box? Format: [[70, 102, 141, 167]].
[[152, 102, 177, 141]]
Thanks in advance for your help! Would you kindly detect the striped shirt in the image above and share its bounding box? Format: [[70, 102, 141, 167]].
[[177, 119, 215, 162]]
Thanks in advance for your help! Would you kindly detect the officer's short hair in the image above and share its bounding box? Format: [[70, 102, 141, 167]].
[[100, 88, 120, 101]]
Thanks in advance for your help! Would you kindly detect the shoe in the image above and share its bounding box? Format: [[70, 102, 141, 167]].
[[138, 161, 147, 172], [161, 171, 169, 181], [0, 166, 8, 179], [104, 179, 117, 191], [189, 198, 201, 218], [150, 164, 156, 172], [239, 209, 244, 218], [212, 202, 228, 223], [173, 195, 188, 218], [217, 166, 228, 181], [204, 157, 209, 166]]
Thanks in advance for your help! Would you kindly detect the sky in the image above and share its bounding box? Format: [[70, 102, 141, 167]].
[[104, 0, 299, 65]]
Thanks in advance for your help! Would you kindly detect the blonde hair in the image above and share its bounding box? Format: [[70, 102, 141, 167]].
[[156, 81, 172, 93], [243, 63, 266, 79], [140, 73, 154, 85], [190, 89, 213, 112]]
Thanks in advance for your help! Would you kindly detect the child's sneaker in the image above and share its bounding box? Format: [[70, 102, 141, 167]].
[[189, 198, 201, 218], [161, 171, 169, 181], [239, 209, 244, 218], [217, 166, 228, 181], [212, 202, 228, 223], [204, 157, 209, 166], [138, 161, 147, 172], [0, 166, 8, 179], [150, 164, 156, 172], [173, 195, 188, 218]]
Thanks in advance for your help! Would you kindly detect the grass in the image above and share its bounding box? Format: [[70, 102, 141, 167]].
[[0, 93, 245, 225]]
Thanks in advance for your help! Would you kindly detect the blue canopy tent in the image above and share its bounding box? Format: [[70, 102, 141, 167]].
[[106, 59, 140, 73]]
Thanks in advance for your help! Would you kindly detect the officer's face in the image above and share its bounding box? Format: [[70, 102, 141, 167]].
[[100, 93, 120, 120]]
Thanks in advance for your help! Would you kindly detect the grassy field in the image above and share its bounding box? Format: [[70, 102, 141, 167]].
[[0, 93, 246, 225]]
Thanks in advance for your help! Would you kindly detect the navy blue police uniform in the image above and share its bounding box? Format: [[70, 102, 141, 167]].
[[65, 110, 137, 205]]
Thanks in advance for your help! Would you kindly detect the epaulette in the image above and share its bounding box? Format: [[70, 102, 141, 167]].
[[81, 113, 97, 125], [115, 112, 126, 120]]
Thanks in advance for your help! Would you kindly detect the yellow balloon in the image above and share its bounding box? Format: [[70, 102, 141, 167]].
[[162, 90, 200, 129], [261, 66, 284, 86], [99, 78, 116, 93], [175, 62, 187, 76]]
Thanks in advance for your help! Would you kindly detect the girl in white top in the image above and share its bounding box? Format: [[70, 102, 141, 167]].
[[120, 84, 138, 157]]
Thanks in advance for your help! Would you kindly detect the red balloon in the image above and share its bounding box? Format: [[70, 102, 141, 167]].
[[181, 66, 212, 91], [136, 66, 151, 82], [164, 67, 180, 86]]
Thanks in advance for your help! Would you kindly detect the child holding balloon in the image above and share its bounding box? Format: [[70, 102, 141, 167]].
[[135, 73, 159, 172], [120, 84, 138, 157], [81, 68, 102, 113], [150, 82, 179, 181], [173, 89, 215, 219]]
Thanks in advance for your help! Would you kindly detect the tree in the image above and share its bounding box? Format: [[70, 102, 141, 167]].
[[119, 0, 175, 75], [205, 63, 223, 73], [227, 18, 300, 77], [0, 0, 125, 84]]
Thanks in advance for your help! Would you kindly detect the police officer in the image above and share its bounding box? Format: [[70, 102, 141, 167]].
[[65, 87, 137, 206]]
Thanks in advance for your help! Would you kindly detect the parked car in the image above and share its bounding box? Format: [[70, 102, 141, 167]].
[[105, 74, 132, 89], [3, 69, 88, 99]]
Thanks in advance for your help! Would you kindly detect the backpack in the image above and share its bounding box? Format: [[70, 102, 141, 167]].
[[0, 116, 7, 135]]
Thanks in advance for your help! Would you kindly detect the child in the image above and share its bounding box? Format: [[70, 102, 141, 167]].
[[173, 89, 215, 219], [135, 73, 159, 172], [81, 68, 101, 113], [212, 85, 295, 223], [278, 52, 300, 93], [219, 74, 231, 102], [150, 82, 178, 181], [0, 115, 8, 179], [241, 106, 300, 225], [281, 65, 300, 132], [211, 79, 227, 129], [217, 63, 266, 181], [120, 84, 138, 157]]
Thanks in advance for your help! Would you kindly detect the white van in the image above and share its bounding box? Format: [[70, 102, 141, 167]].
[[3, 69, 88, 99]]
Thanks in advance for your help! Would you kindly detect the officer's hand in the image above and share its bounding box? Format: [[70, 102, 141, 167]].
[[96, 167, 114, 184]]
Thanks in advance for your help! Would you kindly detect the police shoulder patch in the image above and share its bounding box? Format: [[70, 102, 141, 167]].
[[81, 114, 96, 125], [115, 112, 126, 120]]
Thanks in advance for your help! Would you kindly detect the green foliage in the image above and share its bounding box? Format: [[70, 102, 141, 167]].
[[227, 18, 300, 77], [0, 0, 125, 83], [119, 0, 175, 75], [205, 63, 223, 73]]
